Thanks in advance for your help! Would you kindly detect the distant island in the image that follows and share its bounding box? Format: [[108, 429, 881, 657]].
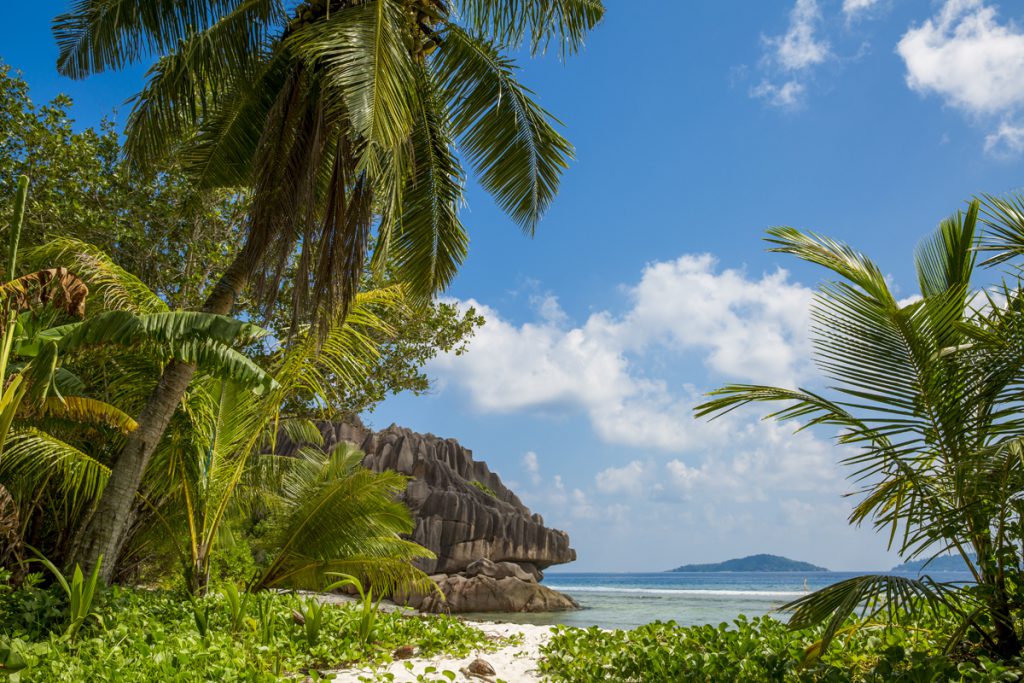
[[891, 555, 973, 573], [669, 554, 829, 573]]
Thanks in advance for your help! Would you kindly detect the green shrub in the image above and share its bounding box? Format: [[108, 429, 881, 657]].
[[0, 585, 502, 681], [467, 480, 497, 498], [538, 615, 1024, 683]]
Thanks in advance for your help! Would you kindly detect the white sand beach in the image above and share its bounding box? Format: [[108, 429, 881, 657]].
[[328, 620, 553, 682]]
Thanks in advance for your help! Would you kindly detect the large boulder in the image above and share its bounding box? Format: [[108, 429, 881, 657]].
[[277, 419, 580, 613], [401, 573, 580, 613], [280, 420, 576, 575]]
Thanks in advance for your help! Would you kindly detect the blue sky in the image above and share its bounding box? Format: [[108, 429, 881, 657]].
[[7, 0, 1024, 571]]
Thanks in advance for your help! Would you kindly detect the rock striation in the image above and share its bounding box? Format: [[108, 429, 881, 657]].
[[280, 420, 578, 612]]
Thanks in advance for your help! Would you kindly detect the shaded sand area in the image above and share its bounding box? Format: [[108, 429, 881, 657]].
[[329, 621, 553, 682]]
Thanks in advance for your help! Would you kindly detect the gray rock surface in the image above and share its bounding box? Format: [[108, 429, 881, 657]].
[[279, 420, 578, 612], [399, 573, 580, 613]]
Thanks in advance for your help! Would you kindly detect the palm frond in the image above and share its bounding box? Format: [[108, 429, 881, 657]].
[[373, 72, 466, 299], [253, 443, 433, 593], [456, 0, 604, 56], [784, 574, 967, 659], [124, 0, 284, 170], [53, 0, 254, 78], [35, 396, 138, 434], [915, 200, 978, 301], [24, 238, 168, 314], [979, 192, 1024, 268], [48, 311, 276, 394], [1, 427, 110, 507], [435, 26, 572, 234], [289, 0, 419, 155], [766, 227, 894, 306]]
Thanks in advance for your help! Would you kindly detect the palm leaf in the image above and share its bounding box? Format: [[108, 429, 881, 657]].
[[288, 0, 419, 157], [124, 0, 283, 170], [457, 0, 604, 56], [34, 396, 138, 434], [53, 0, 253, 78], [783, 574, 967, 660], [24, 238, 167, 314], [374, 72, 467, 299], [1, 427, 110, 507], [435, 26, 572, 234], [253, 443, 433, 593]]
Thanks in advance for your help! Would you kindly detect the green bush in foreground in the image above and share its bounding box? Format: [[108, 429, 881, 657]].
[[0, 584, 497, 681], [539, 616, 1024, 683]]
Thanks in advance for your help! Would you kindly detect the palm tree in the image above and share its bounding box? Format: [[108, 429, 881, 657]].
[[53, 0, 604, 578], [0, 184, 278, 567], [697, 203, 1024, 659], [251, 441, 431, 593], [138, 286, 422, 594]]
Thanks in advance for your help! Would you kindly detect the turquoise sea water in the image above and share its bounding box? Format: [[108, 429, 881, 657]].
[[461, 571, 975, 630]]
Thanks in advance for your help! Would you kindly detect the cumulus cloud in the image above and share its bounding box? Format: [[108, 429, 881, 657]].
[[897, 0, 1024, 151], [595, 461, 648, 497], [842, 0, 882, 21], [751, 0, 831, 109], [768, 0, 832, 70], [431, 254, 814, 453], [750, 79, 806, 109], [985, 121, 1024, 155]]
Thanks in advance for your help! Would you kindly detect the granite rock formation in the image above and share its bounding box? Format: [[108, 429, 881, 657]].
[[281, 420, 578, 612]]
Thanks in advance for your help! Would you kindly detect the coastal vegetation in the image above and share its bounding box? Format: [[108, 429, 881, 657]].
[[6, 0, 1024, 681], [538, 613, 1023, 682], [50, 0, 603, 581], [1, 0, 605, 678], [0, 581, 505, 681], [698, 199, 1024, 666]]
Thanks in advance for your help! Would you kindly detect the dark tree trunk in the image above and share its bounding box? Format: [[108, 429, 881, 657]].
[[990, 582, 1022, 659], [72, 256, 251, 582]]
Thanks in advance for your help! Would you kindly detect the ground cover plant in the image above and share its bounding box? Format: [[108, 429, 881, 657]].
[[0, 578, 501, 682], [538, 615, 1024, 683]]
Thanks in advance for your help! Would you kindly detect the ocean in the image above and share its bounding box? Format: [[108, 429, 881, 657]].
[[461, 571, 976, 630]]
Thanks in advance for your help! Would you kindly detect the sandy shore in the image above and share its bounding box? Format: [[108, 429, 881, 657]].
[[328, 620, 553, 682]]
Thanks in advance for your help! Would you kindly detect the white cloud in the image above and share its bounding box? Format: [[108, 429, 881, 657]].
[[522, 451, 541, 485], [768, 0, 832, 70], [750, 79, 807, 109], [595, 460, 648, 496], [751, 0, 831, 109], [431, 254, 814, 453], [897, 1, 1024, 115], [843, 0, 882, 20], [665, 459, 706, 494], [985, 120, 1024, 155]]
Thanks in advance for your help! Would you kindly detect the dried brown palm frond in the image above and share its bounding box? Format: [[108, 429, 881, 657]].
[[0, 268, 89, 320]]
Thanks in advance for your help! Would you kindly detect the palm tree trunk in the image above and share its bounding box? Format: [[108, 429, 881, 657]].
[[990, 579, 1021, 658], [72, 254, 252, 581]]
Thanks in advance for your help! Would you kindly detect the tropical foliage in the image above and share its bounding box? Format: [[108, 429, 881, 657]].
[[539, 615, 1024, 682], [52, 0, 601, 573], [0, 180, 282, 568], [0, 583, 503, 681], [698, 198, 1024, 659]]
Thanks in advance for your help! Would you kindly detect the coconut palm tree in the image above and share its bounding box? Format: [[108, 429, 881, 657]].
[[0, 182, 278, 567], [53, 0, 604, 578], [138, 286, 427, 594], [697, 202, 1024, 659]]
